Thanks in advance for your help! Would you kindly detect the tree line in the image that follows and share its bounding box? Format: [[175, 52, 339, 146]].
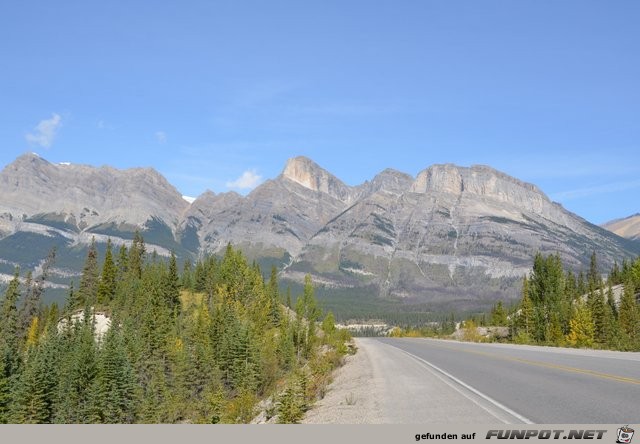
[[486, 252, 639, 350], [0, 234, 349, 423]]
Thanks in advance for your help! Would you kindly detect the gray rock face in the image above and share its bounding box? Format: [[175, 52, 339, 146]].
[[602, 214, 640, 240], [1, 153, 637, 309], [0, 153, 188, 232], [289, 162, 637, 306]]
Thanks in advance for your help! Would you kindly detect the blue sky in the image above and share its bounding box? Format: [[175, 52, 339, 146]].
[[1, 1, 638, 224]]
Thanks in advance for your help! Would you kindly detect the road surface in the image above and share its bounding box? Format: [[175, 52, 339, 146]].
[[306, 337, 640, 423]]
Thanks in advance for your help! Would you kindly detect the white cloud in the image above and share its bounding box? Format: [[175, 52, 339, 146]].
[[226, 169, 262, 190], [155, 131, 167, 144], [25, 113, 62, 148]]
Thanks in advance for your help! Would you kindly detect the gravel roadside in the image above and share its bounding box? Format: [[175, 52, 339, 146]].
[[302, 338, 383, 424]]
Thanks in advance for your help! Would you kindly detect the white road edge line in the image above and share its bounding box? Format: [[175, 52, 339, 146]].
[[385, 343, 533, 424]]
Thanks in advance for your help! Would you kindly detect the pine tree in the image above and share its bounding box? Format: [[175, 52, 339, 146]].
[[0, 269, 21, 364], [181, 259, 193, 290], [78, 239, 99, 307], [116, 244, 129, 279], [607, 282, 618, 319], [128, 231, 145, 279], [322, 311, 336, 338], [54, 316, 98, 423], [97, 239, 117, 305], [10, 331, 59, 424], [164, 252, 181, 312], [590, 287, 607, 345], [89, 324, 137, 423], [0, 269, 21, 422], [295, 275, 320, 360], [267, 266, 281, 326], [588, 251, 600, 292], [515, 276, 534, 342], [619, 279, 639, 347], [490, 301, 508, 326]]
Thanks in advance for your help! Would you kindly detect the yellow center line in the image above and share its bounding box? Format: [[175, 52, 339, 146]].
[[420, 341, 640, 386]]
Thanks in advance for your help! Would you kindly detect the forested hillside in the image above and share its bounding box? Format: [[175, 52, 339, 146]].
[[455, 253, 640, 351], [507, 253, 640, 350], [0, 235, 349, 423]]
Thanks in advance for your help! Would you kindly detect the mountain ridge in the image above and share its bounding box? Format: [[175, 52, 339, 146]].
[[1, 152, 638, 311], [602, 213, 640, 241]]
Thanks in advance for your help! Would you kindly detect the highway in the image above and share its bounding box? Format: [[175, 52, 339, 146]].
[[357, 337, 640, 423]]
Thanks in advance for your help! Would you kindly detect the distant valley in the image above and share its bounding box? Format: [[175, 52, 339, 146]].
[[1, 153, 638, 315]]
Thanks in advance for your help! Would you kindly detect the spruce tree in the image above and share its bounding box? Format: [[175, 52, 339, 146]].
[[116, 244, 129, 279], [619, 279, 639, 347], [128, 231, 145, 279], [590, 287, 607, 345], [97, 239, 117, 305], [0, 269, 21, 422], [164, 252, 181, 312], [0, 269, 21, 367], [267, 265, 281, 326], [588, 251, 600, 292], [78, 239, 99, 307], [89, 324, 137, 423], [490, 301, 508, 326], [516, 276, 534, 341]]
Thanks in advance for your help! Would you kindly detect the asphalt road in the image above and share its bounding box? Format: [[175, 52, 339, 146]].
[[361, 337, 640, 424]]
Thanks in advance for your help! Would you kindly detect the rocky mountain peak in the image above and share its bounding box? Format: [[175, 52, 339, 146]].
[[409, 163, 550, 211], [411, 163, 463, 194], [281, 156, 355, 203], [0, 153, 188, 230], [603, 213, 640, 240], [367, 168, 414, 195]]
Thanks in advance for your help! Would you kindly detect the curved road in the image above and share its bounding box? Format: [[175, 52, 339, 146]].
[[357, 337, 640, 424]]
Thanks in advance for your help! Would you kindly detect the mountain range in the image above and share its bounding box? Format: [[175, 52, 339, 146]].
[[602, 214, 640, 241], [1, 153, 638, 313]]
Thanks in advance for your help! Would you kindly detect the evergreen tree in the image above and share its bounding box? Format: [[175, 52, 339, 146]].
[[590, 287, 607, 345], [54, 316, 98, 423], [116, 244, 129, 279], [10, 329, 59, 424], [515, 276, 534, 341], [0, 269, 21, 422], [0, 269, 21, 364], [588, 251, 600, 292], [619, 279, 639, 347], [607, 282, 618, 319], [490, 301, 508, 326], [164, 252, 181, 312], [181, 259, 193, 290], [97, 239, 117, 305], [89, 324, 137, 423], [294, 275, 320, 360], [267, 266, 281, 326], [78, 239, 99, 307], [609, 261, 621, 285], [128, 231, 146, 279]]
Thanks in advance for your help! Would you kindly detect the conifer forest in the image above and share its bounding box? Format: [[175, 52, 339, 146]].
[[0, 234, 350, 423]]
